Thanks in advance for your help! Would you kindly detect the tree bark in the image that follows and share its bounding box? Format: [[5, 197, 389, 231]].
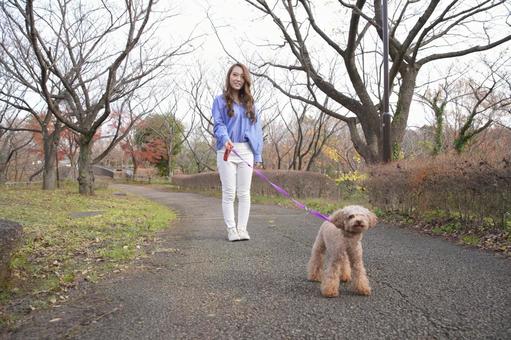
[[0, 164, 7, 184], [391, 65, 419, 158], [41, 123, 62, 190], [167, 140, 173, 181], [0, 140, 9, 184], [77, 136, 94, 195], [433, 108, 444, 156]]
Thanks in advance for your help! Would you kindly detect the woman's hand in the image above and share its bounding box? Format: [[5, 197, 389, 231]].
[[254, 162, 264, 169], [225, 141, 234, 151]]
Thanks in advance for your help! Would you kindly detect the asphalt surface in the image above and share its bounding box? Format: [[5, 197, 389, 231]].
[[8, 184, 511, 339]]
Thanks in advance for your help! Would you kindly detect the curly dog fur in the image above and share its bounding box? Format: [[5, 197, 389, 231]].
[[307, 205, 377, 298]]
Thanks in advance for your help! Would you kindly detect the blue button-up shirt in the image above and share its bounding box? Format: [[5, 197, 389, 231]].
[[212, 95, 263, 162]]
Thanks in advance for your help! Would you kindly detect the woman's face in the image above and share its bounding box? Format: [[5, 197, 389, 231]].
[[229, 66, 245, 92]]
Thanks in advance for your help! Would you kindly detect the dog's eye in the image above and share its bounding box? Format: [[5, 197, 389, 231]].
[[348, 214, 355, 219]]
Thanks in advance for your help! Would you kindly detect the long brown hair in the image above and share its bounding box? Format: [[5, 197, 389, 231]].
[[223, 63, 256, 123]]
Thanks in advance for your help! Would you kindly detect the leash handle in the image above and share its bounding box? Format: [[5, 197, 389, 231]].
[[223, 147, 232, 161]]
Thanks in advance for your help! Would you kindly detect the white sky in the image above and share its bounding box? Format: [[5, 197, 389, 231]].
[[167, 0, 278, 78]]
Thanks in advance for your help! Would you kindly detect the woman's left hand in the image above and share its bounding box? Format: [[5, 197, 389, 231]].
[[254, 162, 264, 169]]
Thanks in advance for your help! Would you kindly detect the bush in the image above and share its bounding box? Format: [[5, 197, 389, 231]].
[[364, 154, 511, 229], [335, 170, 367, 193]]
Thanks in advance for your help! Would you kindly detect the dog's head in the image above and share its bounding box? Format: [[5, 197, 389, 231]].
[[329, 205, 377, 234]]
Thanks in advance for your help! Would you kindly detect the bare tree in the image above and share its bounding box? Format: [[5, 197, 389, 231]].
[[267, 98, 341, 170], [0, 0, 194, 194], [242, 0, 511, 163], [58, 128, 79, 180], [453, 82, 510, 152], [0, 104, 33, 183], [176, 68, 217, 173], [265, 105, 293, 169], [419, 56, 511, 154], [416, 66, 466, 155], [321, 125, 362, 174], [177, 131, 217, 174], [0, 76, 64, 189]]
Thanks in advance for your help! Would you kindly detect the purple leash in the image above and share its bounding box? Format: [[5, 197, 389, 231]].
[[230, 148, 331, 223]]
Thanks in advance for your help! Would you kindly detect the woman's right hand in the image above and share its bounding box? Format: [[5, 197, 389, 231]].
[[225, 141, 234, 151]]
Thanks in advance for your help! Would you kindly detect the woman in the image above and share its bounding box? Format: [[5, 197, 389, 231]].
[[211, 63, 263, 241]]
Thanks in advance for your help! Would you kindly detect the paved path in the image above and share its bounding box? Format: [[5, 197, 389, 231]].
[[9, 185, 511, 339]]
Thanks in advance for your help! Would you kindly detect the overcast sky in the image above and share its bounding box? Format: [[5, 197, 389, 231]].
[[171, 0, 276, 74]]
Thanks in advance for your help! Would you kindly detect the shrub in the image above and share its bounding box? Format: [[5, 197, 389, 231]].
[[365, 154, 511, 229], [335, 170, 367, 193]]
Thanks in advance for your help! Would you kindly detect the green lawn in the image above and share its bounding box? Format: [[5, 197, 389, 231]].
[[0, 183, 175, 327]]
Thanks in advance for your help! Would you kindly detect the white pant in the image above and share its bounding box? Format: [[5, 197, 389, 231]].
[[217, 142, 254, 232]]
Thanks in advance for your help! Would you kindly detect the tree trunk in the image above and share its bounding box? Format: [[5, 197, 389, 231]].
[[131, 152, 138, 177], [0, 136, 12, 184], [167, 142, 173, 181], [433, 110, 444, 156], [77, 137, 95, 195], [453, 112, 493, 154], [346, 118, 380, 164], [42, 142, 57, 189], [70, 158, 78, 181], [0, 164, 7, 184], [391, 65, 420, 159], [167, 157, 173, 180], [42, 127, 61, 190]]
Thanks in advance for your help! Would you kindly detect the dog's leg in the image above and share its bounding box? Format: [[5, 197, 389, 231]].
[[320, 255, 341, 297], [339, 250, 351, 282], [307, 232, 325, 282], [348, 245, 371, 296]]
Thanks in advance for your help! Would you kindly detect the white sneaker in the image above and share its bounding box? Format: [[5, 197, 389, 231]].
[[227, 228, 240, 242], [238, 229, 250, 241]]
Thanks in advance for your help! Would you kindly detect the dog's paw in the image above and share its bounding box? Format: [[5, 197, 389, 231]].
[[321, 286, 339, 298], [307, 272, 321, 282], [321, 292, 339, 297], [321, 290, 339, 298], [340, 273, 351, 282], [354, 285, 371, 296]]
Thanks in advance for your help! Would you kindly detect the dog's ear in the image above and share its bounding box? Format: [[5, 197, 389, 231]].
[[368, 211, 377, 228], [330, 209, 347, 230]]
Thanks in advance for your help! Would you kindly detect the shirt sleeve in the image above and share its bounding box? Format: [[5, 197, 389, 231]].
[[253, 109, 263, 163], [212, 96, 230, 148]]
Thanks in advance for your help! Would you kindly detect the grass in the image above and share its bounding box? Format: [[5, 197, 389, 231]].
[[431, 222, 460, 235], [0, 183, 175, 328], [251, 194, 369, 215], [381, 208, 510, 255], [461, 235, 480, 246]]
